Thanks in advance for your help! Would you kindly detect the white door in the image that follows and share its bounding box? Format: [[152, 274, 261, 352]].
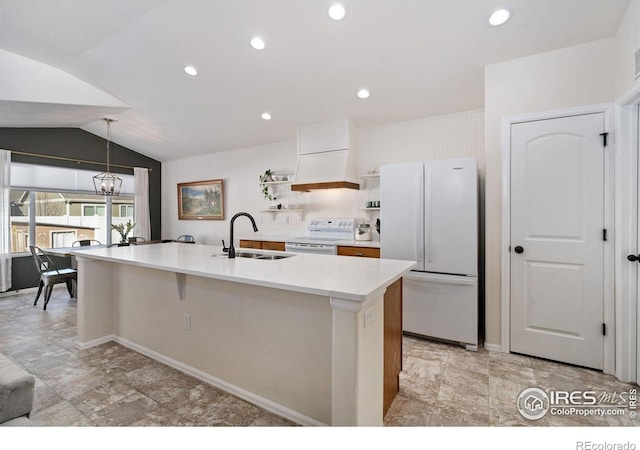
[[510, 113, 605, 370]]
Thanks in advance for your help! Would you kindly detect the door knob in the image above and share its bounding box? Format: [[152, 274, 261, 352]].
[[514, 246, 524, 254], [627, 254, 640, 262]]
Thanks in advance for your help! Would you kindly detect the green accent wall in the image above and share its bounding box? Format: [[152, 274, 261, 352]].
[[1, 127, 161, 291]]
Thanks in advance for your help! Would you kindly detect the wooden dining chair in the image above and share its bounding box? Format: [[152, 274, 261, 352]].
[[28, 246, 77, 310]]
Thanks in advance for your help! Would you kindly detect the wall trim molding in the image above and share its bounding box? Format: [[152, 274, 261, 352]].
[[484, 342, 503, 353], [74, 334, 116, 350], [613, 78, 640, 383]]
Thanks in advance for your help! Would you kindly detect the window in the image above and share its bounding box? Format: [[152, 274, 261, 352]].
[[10, 190, 108, 252], [120, 205, 134, 217], [11, 163, 133, 253], [10, 189, 29, 253], [10, 163, 136, 252], [83, 205, 106, 216]]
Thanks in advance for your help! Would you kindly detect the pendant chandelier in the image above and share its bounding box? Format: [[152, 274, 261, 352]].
[[93, 118, 122, 196]]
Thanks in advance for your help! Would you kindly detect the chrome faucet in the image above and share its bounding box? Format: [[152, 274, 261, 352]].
[[228, 212, 258, 258]]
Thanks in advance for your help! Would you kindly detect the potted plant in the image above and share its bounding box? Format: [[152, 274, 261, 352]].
[[112, 219, 135, 243], [259, 169, 276, 201]]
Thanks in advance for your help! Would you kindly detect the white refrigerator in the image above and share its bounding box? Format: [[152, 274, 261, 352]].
[[380, 158, 478, 350]]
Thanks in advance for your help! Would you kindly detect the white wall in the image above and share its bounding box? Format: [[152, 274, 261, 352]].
[[616, 0, 640, 96], [162, 110, 485, 246], [484, 37, 617, 347]]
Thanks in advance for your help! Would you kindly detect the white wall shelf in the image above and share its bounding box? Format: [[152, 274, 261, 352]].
[[359, 174, 380, 179], [263, 181, 293, 186], [362, 207, 380, 211], [261, 209, 304, 213]]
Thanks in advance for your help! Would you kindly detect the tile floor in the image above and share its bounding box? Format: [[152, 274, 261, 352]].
[[0, 287, 637, 427]]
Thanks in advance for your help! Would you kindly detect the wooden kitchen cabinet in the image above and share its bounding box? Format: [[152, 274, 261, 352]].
[[261, 241, 286, 251], [337, 245, 380, 258], [383, 278, 402, 416], [239, 240, 262, 249], [239, 240, 286, 251]]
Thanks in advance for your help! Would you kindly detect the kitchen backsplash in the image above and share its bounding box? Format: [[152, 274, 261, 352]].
[[162, 109, 484, 244]]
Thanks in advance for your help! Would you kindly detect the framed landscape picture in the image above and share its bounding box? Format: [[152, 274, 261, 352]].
[[177, 179, 224, 220]]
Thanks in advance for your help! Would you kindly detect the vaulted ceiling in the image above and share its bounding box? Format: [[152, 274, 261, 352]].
[[0, 0, 631, 161]]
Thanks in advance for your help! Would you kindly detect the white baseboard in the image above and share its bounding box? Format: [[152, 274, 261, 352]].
[[109, 335, 326, 426], [484, 342, 505, 353], [75, 335, 117, 350]]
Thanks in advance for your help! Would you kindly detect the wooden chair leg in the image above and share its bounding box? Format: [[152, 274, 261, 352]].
[[34, 280, 44, 306]]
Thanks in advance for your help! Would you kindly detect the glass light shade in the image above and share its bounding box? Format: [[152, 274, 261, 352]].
[[93, 171, 123, 196]]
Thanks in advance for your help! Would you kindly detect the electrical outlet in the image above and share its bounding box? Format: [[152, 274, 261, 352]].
[[183, 314, 191, 330]]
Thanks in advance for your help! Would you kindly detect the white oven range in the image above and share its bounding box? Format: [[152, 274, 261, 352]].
[[285, 219, 355, 255]]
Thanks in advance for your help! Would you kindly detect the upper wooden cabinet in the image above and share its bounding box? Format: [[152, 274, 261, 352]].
[[337, 245, 380, 258]]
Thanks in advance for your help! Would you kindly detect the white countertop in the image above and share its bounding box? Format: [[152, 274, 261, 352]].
[[73, 243, 412, 302]]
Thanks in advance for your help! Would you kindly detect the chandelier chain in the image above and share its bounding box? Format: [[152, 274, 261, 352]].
[[105, 118, 113, 171]]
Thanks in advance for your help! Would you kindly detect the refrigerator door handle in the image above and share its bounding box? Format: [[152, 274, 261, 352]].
[[424, 165, 432, 264], [417, 174, 424, 262], [412, 163, 425, 268], [403, 271, 476, 286]]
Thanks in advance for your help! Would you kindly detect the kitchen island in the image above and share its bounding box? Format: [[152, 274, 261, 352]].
[[72, 243, 414, 426]]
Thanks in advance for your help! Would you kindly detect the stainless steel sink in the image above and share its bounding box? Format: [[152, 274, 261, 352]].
[[236, 252, 293, 260], [212, 252, 294, 260]]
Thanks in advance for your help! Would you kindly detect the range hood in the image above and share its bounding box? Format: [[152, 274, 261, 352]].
[[291, 118, 359, 192]]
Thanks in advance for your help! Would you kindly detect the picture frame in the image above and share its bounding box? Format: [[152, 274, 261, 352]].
[[177, 179, 224, 220]]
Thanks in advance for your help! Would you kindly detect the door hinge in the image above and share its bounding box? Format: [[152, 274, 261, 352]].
[[602, 323, 607, 336], [603, 229, 607, 241], [600, 132, 609, 147]]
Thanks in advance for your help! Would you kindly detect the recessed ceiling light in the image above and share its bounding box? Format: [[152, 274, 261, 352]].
[[251, 37, 266, 50], [261, 112, 272, 120], [184, 65, 198, 76], [488, 9, 510, 26], [328, 4, 347, 21], [357, 89, 370, 99]]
